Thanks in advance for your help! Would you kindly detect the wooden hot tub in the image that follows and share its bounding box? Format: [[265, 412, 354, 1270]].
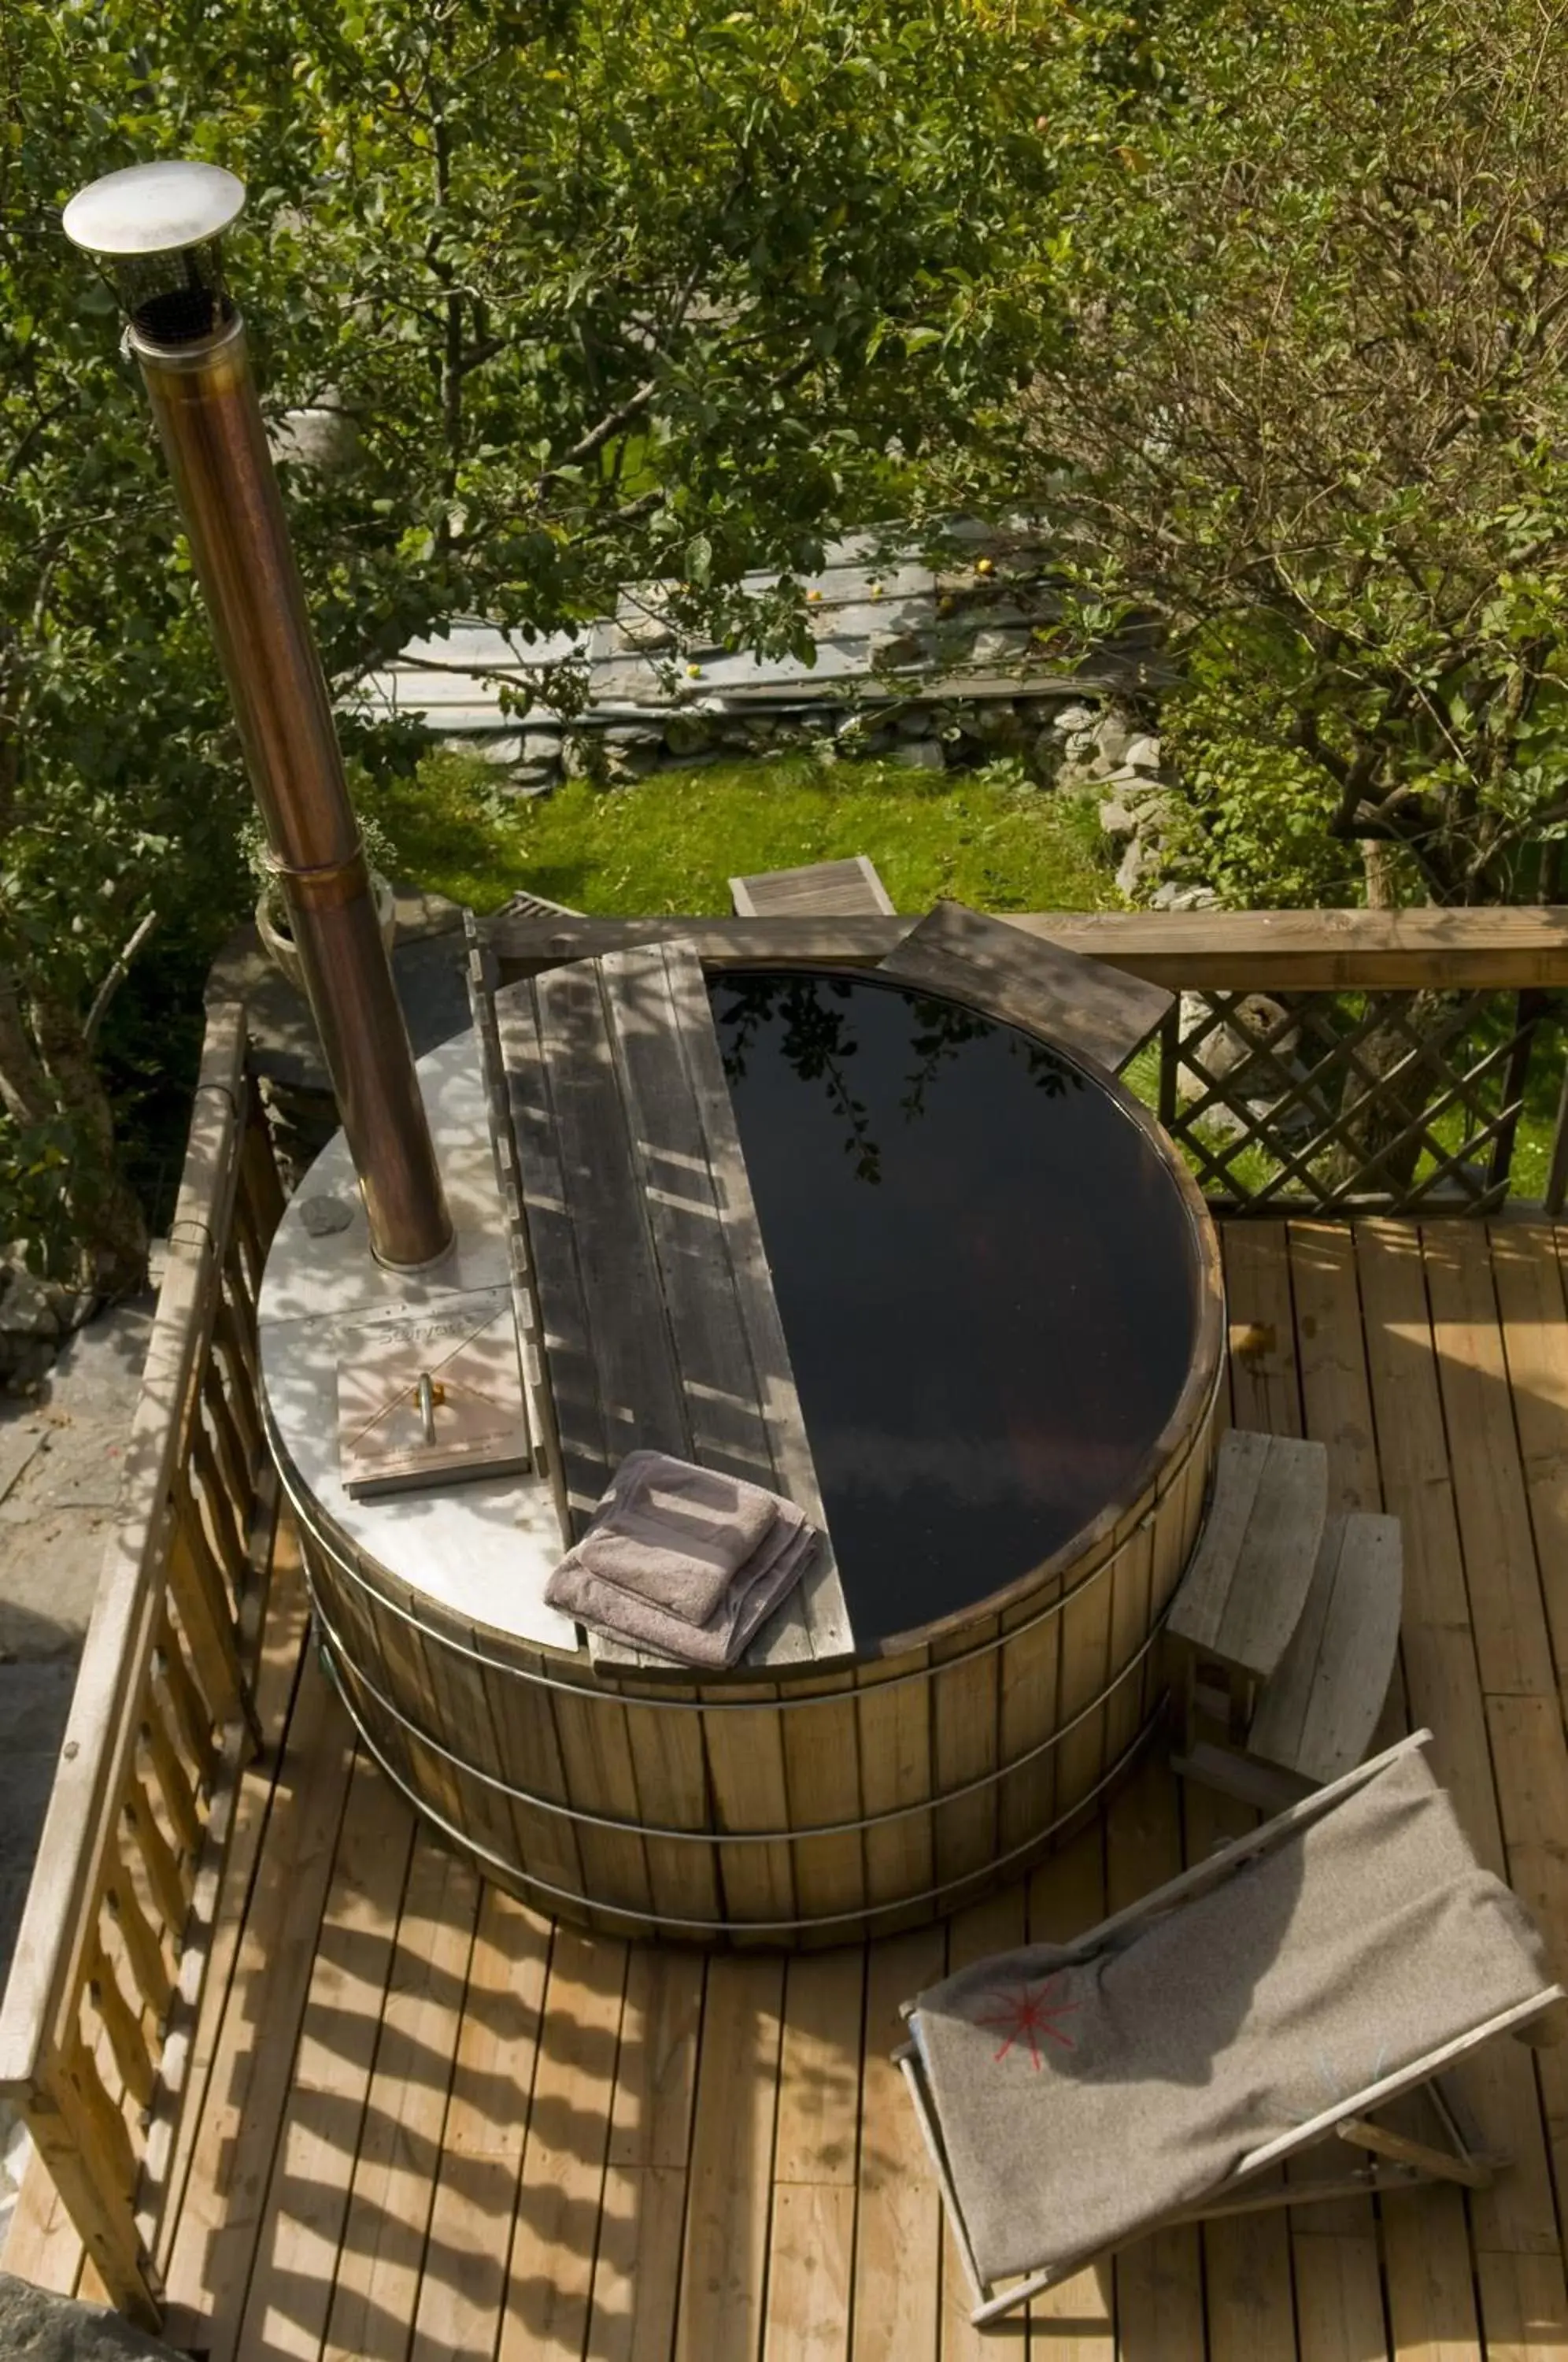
[[260, 932, 1224, 1946]]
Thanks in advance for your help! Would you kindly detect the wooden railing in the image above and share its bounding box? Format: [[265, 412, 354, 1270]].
[[490, 905, 1568, 1216], [0, 1001, 284, 2327]]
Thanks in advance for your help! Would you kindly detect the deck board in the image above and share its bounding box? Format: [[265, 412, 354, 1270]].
[[13, 1218, 1568, 2360]]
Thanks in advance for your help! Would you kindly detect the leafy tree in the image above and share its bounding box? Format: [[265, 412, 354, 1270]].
[[1, 14, 249, 1292], [0, 0, 1085, 1284], [986, 0, 1568, 908]]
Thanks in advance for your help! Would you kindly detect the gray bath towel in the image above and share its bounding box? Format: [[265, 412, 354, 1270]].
[[545, 1454, 819, 1666], [575, 1449, 781, 1624], [908, 1748, 1551, 2287]]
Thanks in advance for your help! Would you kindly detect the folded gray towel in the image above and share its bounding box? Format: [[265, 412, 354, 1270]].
[[545, 1462, 819, 1666], [574, 1449, 781, 1625]]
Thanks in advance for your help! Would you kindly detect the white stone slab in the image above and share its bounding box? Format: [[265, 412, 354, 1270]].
[[259, 1026, 578, 1650], [259, 1031, 508, 1324]]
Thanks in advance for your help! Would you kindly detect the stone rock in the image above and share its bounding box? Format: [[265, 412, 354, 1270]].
[[895, 708, 937, 737], [461, 730, 557, 770], [297, 1194, 355, 1238], [721, 722, 778, 754], [956, 702, 1025, 747], [1100, 779, 1175, 840], [605, 742, 662, 783], [601, 724, 664, 782], [1176, 988, 1315, 1139], [1123, 732, 1163, 774], [619, 612, 675, 652], [464, 733, 522, 766], [0, 1274, 61, 1343], [501, 760, 559, 799], [663, 713, 715, 758], [967, 627, 1032, 666], [1090, 709, 1133, 768], [1056, 715, 1117, 778], [1048, 702, 1100, 739], [891, 739, 945, 771], [560, 734, 600, 782], [1097, 797, 1141, 840], [0, 2275, 188, 2359], [834, 724, 895, 759], [1179, 990, 1299, 1082], [1097, 763, 1164, 798], [1116, 836, 1152, 899], [1151, 882, 1221, 913], [0, 1266, 86, 1390]]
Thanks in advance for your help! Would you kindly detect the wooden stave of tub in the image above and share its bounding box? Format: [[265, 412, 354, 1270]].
[[268, 1157, 1224, 1948]]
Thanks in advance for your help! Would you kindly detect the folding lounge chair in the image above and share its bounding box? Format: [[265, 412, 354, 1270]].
[[898, 1732, 1564, 2327]]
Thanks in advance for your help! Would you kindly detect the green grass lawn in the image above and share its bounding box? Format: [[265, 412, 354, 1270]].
[[364, 749, 1121, 918], [361, 746, 1562, 1201]]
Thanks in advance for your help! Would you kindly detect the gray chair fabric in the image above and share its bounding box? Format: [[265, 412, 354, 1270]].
[[908, 1749, 1550, 2286]]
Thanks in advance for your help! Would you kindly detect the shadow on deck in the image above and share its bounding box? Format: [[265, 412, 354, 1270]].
[[8, 1215, 1568, 2361]]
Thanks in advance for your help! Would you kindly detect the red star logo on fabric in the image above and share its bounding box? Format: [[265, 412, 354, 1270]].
[[974, 1975, 1080, 2068]]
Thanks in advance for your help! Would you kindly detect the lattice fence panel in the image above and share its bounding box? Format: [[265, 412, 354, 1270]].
[[1152, 986, 1551, 1214]]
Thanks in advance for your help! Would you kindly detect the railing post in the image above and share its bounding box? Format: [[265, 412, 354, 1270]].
[[1547, 1033, 1568, 1217], [1488, 988, 1547, 1201], [27, 2052, 165, 2327], [1158, 998, 1181, 1134]]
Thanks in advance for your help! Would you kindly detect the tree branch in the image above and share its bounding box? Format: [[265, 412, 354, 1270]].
[[83, 913, 157, 1047]]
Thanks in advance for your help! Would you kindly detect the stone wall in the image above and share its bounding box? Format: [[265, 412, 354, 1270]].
[[457, 683, 1170, 803]]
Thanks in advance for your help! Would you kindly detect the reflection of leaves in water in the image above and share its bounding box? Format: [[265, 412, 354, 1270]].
[[716, 972, 1084, 1187], [901, 995, 1082, 1122], [717, 975, 882, 1183]]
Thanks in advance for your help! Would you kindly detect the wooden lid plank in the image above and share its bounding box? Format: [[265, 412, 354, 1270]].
[[877, 898, 1174, 1072], [496, 939, 853, 1673]]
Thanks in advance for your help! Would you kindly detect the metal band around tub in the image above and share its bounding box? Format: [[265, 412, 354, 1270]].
[[317, 1626, 1163, 1938], [307, 1567, 1171, 1845]]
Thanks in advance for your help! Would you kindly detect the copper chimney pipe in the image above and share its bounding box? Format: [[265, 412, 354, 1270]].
[[63, 161, 453, 1272]]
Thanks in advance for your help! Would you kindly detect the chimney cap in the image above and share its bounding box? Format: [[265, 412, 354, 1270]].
[[63, 161, 246, 260]]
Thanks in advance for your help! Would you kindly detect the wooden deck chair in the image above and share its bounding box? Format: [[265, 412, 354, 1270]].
[[897, 1733, 1564, 2327]]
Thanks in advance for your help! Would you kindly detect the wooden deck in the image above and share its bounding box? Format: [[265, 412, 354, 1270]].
[[10, 1215, 1568, 2359]]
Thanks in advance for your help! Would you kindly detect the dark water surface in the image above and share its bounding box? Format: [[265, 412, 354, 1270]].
[[711, 968, 1201, 1646]]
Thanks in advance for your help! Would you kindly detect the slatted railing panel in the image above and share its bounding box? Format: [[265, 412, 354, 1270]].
[[1155, 986, 1551, 1214], [0, 1001, 283, 2327]]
